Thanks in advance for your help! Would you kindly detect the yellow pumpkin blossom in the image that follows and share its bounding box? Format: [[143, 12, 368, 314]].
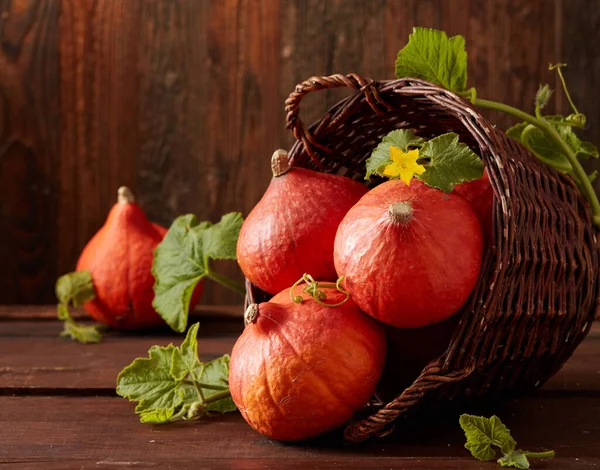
[[383, 146, 426, 185]]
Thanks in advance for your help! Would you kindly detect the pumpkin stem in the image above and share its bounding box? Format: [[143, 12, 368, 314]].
[[244, 303, 259, 325], [271, 149, 291, 177], [117, 186, 135, 204], [388, 201, 414, 225]]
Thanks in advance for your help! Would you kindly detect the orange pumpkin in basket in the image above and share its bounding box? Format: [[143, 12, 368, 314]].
[[236, 149, 368, 295]]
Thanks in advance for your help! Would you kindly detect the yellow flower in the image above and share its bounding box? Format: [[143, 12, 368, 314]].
[[383, 146, 426, 185]]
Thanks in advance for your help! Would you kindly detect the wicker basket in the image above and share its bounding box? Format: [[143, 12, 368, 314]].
[[244, 73, 600, 443]]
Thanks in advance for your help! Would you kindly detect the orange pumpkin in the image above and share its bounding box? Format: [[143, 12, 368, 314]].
[[236, 150, 368, 295], [229, 285, 386, 441], [76, 187, 202, 329]]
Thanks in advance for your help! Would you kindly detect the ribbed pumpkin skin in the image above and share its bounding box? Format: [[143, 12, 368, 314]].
[[334, 180, 483, 328], [454, 170, 494, 241], [229, 286, 386, 442], [76, 200, 203, 329], [236, 167, 368, 295]]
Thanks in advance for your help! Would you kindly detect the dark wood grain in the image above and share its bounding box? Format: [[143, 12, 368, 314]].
[[1, 0, 599, 306], [0, 395, 597, 468], [0, 0, 60, 304], [384, 0, 560, 129], [561, 0, 600, 194], [0, 313, 597, 393], [0, 319, 241, 391], [0, 304, 244, 320], [58, 0, 143, 278], [0, 459, 524, 470], [1, 309, 600, 467]]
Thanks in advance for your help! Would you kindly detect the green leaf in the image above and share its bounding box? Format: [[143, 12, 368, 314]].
[[417, 133, 484, 192], [139, 407, 176, 424], [60, 318, 103, 344], [57, 303, 70, 321], [523, 126, 572, 171], [56, 271, 95, 307], [507, 121, 568, 169], [195, 355, 231, 389], [548, 119, 597, 159], [498, 451, 530, 469], [579, 141, 599, 159], [56, 271, 102, 344], [461, 414, 555, 468], [117, 344, 182, 418], [203, 212, 244, 261], [116, 322, 236, 424], [506, 122, 528, 141], [196, 355, 236, 413], [171, 323, 201, 381], [152, 212, 243, 333], [395, 27, 468, 92], [459, 414, 516, 462], [365, 129, 425, 179], [505, 117, 598, 172], [506, 116, 598, 173], [204, 395, 237, 414]]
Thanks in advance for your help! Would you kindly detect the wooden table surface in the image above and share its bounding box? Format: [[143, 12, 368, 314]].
[[1, 306, 600, 469]]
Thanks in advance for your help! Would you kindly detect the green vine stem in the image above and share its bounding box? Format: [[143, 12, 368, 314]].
[[549, 63, 584, 123], [289, 273, 350, 307], [185, 389, 232, 421], [522, 450, 556, 459], [205, 264, 246, 296], [458, 89, 600, 227]]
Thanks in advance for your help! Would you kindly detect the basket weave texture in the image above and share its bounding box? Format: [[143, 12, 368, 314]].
[[244, 74, 600, 443]]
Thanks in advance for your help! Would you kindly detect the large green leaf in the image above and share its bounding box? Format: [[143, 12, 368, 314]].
[[116, 323, 235, 424], [395, 27, 468, 92], [152, 213, 243, 332]]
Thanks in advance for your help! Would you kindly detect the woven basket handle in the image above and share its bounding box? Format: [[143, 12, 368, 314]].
[[285, 74, 387, 164]]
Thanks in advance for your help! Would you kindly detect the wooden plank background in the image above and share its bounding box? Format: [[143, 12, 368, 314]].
[[0, 0, 599, 306]]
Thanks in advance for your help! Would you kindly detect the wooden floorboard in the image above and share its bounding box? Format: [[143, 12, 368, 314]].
[[3, 458, 596, 470], [0, 320, 598, 392], [1, 310, 599, 468], [0, 321, 240, 391], [0, 395, 597, 469], [0, 305, 245, 321]]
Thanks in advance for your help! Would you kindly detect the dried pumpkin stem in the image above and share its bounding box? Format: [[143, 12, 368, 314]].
[[388, 201, 414, 225], [244, 303, 259, 325], [271, 149, 291, 177], [117, 186, 135, 204]]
